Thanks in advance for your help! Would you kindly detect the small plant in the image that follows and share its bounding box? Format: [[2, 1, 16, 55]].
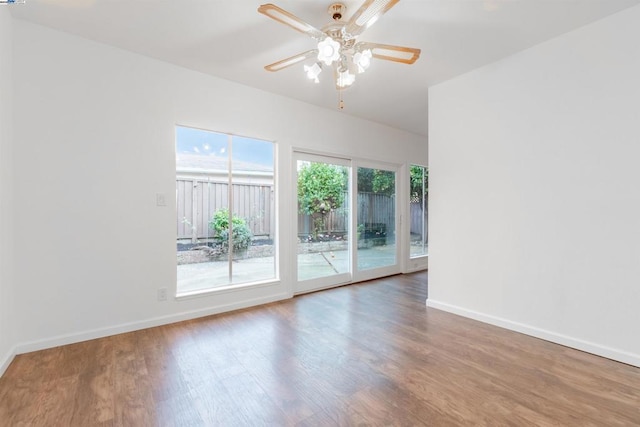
[[209, 209, 253, 254]]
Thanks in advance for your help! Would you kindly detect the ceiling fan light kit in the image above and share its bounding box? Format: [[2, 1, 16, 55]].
[[258, 0, 420, 109], [304, 63, 322, 83]]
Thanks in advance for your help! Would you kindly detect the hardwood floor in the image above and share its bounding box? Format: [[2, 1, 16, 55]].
[[1, 271, 639, 426]]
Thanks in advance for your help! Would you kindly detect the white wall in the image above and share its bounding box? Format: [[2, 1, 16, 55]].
[[0, 7, 15, 375], [428, 5, 640, 366], [8, 19, 426, 355]]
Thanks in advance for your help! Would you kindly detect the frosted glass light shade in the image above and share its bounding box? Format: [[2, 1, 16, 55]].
[[354, 49, 372, 73], [304, 63, 322, 83], [317, 37, 341, 66], [337, 70, 355, 88]]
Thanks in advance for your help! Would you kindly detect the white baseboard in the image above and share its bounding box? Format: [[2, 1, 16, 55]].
[[0, 345, 16, 377], [404, 255, 428, 274], [12, 292, 289, 357], [426, 299, 640, 368], [404, 265, 428, 274]]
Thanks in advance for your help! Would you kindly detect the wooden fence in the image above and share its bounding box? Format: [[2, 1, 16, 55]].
[[177, 178, 274, 242], [297, 193, 396, 237], [177, 179, 425, 242], [409, 201, 428, 239], [296, 196, 427, 238]]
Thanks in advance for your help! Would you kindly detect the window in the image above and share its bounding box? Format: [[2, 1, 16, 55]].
[[409, 165, 428, 257], [176, 126, 276, 295]]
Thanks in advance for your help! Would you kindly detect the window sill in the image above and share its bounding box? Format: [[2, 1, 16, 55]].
[[176, 278, 280, 301]]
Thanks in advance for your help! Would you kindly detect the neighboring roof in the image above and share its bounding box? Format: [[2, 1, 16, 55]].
[[176, 153, 273, 173]]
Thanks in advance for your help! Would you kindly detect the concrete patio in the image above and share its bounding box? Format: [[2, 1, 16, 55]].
[[177, 245, 397, 294]]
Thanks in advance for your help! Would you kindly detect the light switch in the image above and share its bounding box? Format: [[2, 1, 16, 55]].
[[156, 193, 167, 206]]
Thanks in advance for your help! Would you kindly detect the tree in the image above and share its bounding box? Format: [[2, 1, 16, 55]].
[[358, 168, 395, 195], [297, 162, 347, 238], [410, 165, 428, 204]]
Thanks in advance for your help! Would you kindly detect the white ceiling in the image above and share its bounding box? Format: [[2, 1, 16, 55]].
[[9, 0, 640, 136]]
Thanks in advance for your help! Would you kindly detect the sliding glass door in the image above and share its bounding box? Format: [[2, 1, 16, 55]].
[[295, 153, 351, 293], [294, 152, 400, 293]]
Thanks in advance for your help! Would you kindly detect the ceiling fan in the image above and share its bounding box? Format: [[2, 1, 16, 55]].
[[258, 0, 420, 109]]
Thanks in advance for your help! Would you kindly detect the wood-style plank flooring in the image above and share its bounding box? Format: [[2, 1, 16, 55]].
[[1, 272, 640, 426]]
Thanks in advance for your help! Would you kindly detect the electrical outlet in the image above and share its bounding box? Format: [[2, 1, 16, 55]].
[[157, 287, 168, 301]]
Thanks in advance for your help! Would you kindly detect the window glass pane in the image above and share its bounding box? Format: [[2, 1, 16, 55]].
[[176, 126, 276, 295], [410, 165, 428, 257], [357, 167, 396, 270], [297, 160, 350, 281], [229, 136, 275, 283]]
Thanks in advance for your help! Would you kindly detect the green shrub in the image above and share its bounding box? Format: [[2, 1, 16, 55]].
[[209, 209, 252, 253], [297, 162, 347, 238]]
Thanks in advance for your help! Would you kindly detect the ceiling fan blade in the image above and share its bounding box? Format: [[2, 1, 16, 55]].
[[264, 50, 319, 72], [258, 4, 326, 41], [356, 42, 420, 64], [345, 0, 400, 36]]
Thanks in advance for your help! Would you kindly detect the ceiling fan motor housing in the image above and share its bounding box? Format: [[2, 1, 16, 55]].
[[322, 3, 355, 50]]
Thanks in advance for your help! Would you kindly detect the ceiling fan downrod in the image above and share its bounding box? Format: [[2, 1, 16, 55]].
[[328, 3, 346, 21]]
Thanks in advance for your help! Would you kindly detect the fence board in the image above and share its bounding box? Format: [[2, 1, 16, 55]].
[[410, 202, 428, 236], [176, 180, 189, 238]]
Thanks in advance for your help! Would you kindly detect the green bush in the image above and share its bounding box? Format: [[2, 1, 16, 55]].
[[209, 209, 253, 253], [297, 162, 347, 238]]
